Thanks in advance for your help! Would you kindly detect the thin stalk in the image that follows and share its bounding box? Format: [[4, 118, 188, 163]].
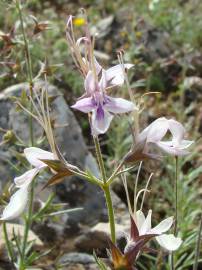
[[171, 156, 179, 270], [93, 136, 107, 183], [103, 185, 116, 244], [93, 136, 116, 243], [3, 222, 14, 262], [16, 0, 34, 146], [193, 213, 202, 270], [134, 161, 142, 214], [174, 157, 178, 236], [19, 179, 35, 270], [19, 180, 35, 270], [16, 1, 32, 83], [16, 2, 36, 269], [107, 158, 125, 185]]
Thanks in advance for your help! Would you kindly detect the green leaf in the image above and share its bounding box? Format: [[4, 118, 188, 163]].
[[43, 207, 83, 217], [93, 251, 110, 270]]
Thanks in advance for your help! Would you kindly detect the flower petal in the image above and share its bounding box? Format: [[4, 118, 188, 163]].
[[91, 107, 113, 135], [104, 96, 136, 113], [71, 97, 95, 113], [24, 147, 55, 169], [139, 209, 152, 235], [146, 117, 169, 143], [156, 234, 182, 251], [0, 186, 29, 221], [136, 210, 146, 231], [14, 168, 39, 188], [156, 141, 189, 156], [168, 119, 185, 147], [150, 216, 174, 234], [137, 117, 168, 144], [180, 140, 194, 149], [106, 64, 134, 86], [99, 70, 107, 92], [84, 70, 96, 94], [94, 57, 102, 75]]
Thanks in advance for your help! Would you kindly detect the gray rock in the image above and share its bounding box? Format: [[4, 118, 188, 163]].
[[75, 214, 130, 253], [59, 252, 95, 265], [58, 252, 99, 270]]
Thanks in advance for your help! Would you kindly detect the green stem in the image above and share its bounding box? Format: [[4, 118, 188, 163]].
[[174, 157, 178, 236], [19, 180, 35, 270], [171, 156, 179, 270], [16, 1, 33, 83], [93, 135, 116, 243], [193, 213, 202, 270], [103, 185, 116, 244], [93, 136, 107, 183], [3, 222, 14, 262], [16, 0, 34, 146]]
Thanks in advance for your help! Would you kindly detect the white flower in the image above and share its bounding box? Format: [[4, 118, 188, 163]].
[[136, 210, 182, 251], [137, 117, 194, 157], [14, 168, 39, 188], [24, 147, 55, 169], [14, 147, 55, 188], [155, 119, 194, 156], [0, 185, 29, 221]]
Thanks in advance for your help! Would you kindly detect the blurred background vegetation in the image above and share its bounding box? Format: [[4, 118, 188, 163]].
[[0, 0, 202, 269]]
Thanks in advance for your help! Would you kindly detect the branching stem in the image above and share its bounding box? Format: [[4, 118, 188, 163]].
[[93, 135, 116, 243]]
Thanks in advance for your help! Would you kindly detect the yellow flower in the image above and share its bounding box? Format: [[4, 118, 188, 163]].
[[73, 17, 86, 27]]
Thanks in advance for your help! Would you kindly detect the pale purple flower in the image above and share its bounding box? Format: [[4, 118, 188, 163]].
[[155, 119, 193, 156], [72, 65, 135, 135], [138, 117, 194, 156], [125, 117, 193, 162]]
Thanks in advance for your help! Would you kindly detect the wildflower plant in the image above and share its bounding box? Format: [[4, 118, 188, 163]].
[[0, 3, 201, 270]]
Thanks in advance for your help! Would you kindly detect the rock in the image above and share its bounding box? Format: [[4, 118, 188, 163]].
[[75, 213, 130, 253], [0, 81, 105, 237], [0, 223, 43, 251], [183, 76, 202, 106], [58, 252, 97, 270]]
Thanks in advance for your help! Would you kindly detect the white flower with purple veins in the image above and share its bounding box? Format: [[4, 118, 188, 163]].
[[72, 64, 135, 135], [135, 210, 182, 251]]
